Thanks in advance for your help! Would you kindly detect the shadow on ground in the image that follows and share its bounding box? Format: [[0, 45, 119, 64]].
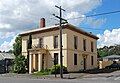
[[79, 68, 119, 74]]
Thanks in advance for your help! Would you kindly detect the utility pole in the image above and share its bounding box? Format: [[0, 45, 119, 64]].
[[53, 5, 67, 78]]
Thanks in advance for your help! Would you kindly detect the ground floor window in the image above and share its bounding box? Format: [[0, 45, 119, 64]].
[[74, 53, 77, 65], [91, 56, 94, 66], [54, 53, 58, 65]]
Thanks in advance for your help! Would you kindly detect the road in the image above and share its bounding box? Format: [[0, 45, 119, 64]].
[[0, 76, 120, 83], [0, 71, 120, 83]]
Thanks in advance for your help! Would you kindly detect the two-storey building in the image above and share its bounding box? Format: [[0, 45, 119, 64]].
[[21, 18, 99, 73]]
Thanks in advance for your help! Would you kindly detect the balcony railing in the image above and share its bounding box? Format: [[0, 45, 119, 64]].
[[32, 44, 45, 49]]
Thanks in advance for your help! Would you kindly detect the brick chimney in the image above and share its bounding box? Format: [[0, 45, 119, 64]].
[[40, 18, 45, 28]]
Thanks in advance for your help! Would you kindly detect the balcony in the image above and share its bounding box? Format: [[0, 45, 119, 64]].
[[32, 44, 46, 49], [28, 44, 48, 54]]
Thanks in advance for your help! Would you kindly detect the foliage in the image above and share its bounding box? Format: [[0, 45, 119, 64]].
[[27, 34, 32, 49], [6, 49, 13, 53], [98, 44, 120, 58], [13, 54, 26, 73], [50, 64, 67, 74], [13, 35, 22, 57], [12, 35, 27, 73], [32, 69, 50, 76], [26, 34, 32, 72]]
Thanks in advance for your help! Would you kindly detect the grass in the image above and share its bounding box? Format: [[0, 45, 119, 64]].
[[32, 70, 50, 76]]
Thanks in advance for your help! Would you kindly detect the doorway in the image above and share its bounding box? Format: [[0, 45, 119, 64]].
[[83, 57, 86, 70], [42, 54, 44, 70]]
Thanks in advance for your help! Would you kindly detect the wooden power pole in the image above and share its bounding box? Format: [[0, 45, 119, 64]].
[[53, 5, 67, 78]]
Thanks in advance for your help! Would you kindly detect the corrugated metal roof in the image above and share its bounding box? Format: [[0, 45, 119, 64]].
[[103, 55, 120, 59], [0, 53, 15, 60]]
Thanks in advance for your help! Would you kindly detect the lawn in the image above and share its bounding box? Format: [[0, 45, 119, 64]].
[[32, 70, 50, 76]]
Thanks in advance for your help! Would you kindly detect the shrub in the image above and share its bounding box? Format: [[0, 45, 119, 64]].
[[50, 64, 67, 74], [13, 54, 26, 74]]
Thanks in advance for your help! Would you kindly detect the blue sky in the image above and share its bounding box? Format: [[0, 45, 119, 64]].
[[80, 0, 120, 34], [0, 0, 120, 51]]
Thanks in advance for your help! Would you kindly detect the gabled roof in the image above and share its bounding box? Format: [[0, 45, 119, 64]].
[[20, 23, 99, 40], [0, 53, 15, 60]]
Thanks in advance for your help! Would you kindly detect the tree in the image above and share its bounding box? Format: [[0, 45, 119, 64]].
[[13, 35, 22, 57], [13, 54, 26, 73], [12, 35, 27, 73], [3, 51, 5, 53], [27, 34, 32, 50], [6, 49, 13, 53], [27, 34, 32, 72], [97, 44, 120, 58]]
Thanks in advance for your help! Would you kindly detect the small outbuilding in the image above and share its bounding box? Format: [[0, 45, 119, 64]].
[[103, 55, 120, 61], [0, 53, 15, 73]]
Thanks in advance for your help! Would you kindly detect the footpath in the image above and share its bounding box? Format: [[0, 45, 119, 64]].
[[1, 70, 120, 79], [0, 73, 89, 79]]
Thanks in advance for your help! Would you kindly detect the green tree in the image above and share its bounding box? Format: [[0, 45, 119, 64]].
[[13, 54, 26, 73], [13, 35, 22, 57], [27, 34, 32, 50], [12, 35, 27, 73], [26, 34, 32, 72], [97, 44, 120, 58], [6, 49, 13, 53]]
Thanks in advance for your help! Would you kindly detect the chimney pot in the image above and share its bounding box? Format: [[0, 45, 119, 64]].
[[40, 18, 45, 28]]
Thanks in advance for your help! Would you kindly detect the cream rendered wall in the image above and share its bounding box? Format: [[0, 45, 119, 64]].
[[22, 36, 28, 57], [65, 29, 98, 72], [22, 28, 98, 72], [32, 38, 39, 47], [22, 29, 68, 69], [46, 50, 67, 69], [67, 50, 83, 71], [31, 30, 67, 49]]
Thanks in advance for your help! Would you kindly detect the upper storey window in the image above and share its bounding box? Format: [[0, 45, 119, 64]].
[[74, 36, 78, 49], [54, 36, 58, 48], [83, 39, 86, 51]]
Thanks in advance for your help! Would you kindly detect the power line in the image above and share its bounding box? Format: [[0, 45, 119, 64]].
[[67, 10, 120, 20]]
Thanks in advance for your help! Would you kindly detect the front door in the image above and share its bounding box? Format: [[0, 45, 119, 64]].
[[83, 58, 86, 70], [42, 54, 44, 70], [35, 54, 38, 71]]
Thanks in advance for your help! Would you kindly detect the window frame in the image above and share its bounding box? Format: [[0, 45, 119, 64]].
[[91, 41, 94, 52], [54, 36, 58, 48], [39, 37, 43, 48], [91, 56, 94, 66], [74, 53, 77, 65], [54, 53, 58, 65], [74, 36, 78, 49], [83, 39, 86, 51]]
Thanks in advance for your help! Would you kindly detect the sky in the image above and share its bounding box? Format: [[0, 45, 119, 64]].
[[0, 0, 120, 51]]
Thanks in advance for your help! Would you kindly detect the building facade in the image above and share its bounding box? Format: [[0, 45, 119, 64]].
[[21, 18, 99, 73]]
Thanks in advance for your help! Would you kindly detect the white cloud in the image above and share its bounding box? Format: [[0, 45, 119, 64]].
[[0, 0, 102, 32], [0, 32, 16, 39], [97, 28, 120, 48], [66, 12, 85, 26], [0, 41, 11, 51], [0, 33, 18, 51], [0, 23, 11, 29], [85, 17, 106, 28], [0, 0, 102, 51]]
